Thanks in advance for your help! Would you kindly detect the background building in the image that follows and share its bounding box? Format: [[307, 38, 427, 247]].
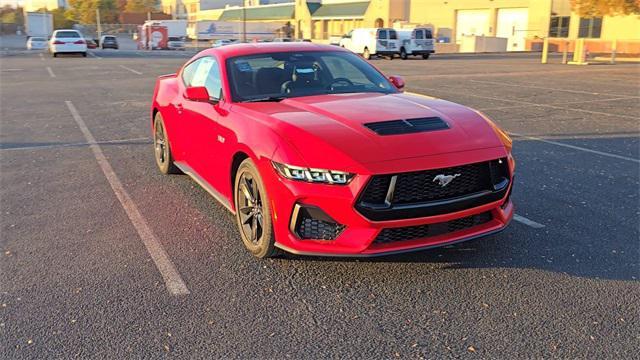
[[23, 0, 66, 12], [184, 0, 638, 52]]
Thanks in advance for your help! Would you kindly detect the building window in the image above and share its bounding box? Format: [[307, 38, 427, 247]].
[[578, 17, 602, 38], [549, 16, 570, 38]]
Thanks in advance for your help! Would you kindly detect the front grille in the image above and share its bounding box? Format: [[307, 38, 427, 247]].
[[292, 205, 345, 241], [356, 159, 510, 220], [364, 117, 449, 136], [360, 161, 497, 206], [373, 212, 492, 245]]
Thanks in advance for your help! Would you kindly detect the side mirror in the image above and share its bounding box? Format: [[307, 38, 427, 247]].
[[184, 86, 215, 103], [389, 75, 405, 90]]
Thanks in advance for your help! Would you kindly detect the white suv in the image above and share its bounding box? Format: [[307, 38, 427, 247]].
[[49, 29, 87, 57]]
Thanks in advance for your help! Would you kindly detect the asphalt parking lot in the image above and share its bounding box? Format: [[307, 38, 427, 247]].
[[1, 46, 638, 358]]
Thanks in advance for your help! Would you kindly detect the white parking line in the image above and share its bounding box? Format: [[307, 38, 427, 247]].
[[478, 97, 635, 111], [0, 137, 151, 152], [46, 66, 55, 78], [39, 53, 44, 61], [89, 52, 102, 59], [513, 214, 546, 229], [415, 85, 639, 121], [65, 101, 190, 296], [512, 133, 640, 164], [119, 65, 143, 75], [470, 79, 639, 99]]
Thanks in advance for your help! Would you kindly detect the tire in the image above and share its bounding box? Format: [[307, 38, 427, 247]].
[[400, 48, 408, 60], [422, 53, 430, 60], [52, 52, 57, 57], [82, 52, 87, 57], [153, 112, 180, 175], [234, 159, 279, 258], [363, 47, 370, 60]]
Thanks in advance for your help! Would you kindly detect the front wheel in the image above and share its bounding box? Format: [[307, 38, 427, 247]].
[[82, 52, 87, 57], [234, 159, 279, 258], [52, 52, 57, 57], [400, 48, 408, 60], [422, 53, 430, 60]]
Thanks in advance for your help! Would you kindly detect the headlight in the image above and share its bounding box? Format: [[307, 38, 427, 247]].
[[272, 162, 354, 185]]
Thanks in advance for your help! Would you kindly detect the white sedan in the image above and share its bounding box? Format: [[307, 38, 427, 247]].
[[49, 29, 87, 57], [27, 37, 48, 50]]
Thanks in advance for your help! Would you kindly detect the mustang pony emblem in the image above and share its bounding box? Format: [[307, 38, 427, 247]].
[[432, 174, 461, 187]]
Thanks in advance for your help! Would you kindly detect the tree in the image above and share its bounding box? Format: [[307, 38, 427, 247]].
[[0, 5, 24, 26], [65, 0, 119, 24], [124, 0, 158, 13], [49, 8, 76, 29], [570, 0, 640, 17]]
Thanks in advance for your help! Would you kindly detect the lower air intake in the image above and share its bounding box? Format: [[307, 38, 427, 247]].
[[373, 212, 492, 245], [292, 204, 345, 241]]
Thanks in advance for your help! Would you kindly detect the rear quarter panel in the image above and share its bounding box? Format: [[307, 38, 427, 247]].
[[152, 74, 186, 159]]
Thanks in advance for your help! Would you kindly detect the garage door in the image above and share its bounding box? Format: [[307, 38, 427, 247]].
[[456, 9, 491, 43], [497, 8, 529, 51]]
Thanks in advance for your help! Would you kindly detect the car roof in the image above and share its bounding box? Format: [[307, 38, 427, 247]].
[[200, 42, 347, 59]]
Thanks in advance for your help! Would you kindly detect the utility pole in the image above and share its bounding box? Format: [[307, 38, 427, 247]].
[[242, 6, 246, 42], [42, 6, 48, 37], [96, 8, 102, 42]]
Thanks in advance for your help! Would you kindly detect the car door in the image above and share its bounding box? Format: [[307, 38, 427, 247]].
[[180, 56, 230, 192]]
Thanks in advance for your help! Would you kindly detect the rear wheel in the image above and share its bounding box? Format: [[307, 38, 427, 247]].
[[82, 52, 87, 57], [422, 53, 430, 60], [52, 52, 57, 57], [234, 159, 279, 258], [153, 113, 180, 175], [400, 48, 408, 60], [363, 47, 371, 60]]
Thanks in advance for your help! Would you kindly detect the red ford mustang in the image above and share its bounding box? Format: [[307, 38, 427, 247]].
[[151, 43, 514, 258]]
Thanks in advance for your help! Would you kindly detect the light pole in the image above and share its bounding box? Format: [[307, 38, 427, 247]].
[[242, 6, 246, 42], [96, 8, 102, 42]]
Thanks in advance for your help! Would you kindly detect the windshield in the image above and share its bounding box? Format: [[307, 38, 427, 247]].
[[31, 37, 45, 41], [226, 51, 397, 102]]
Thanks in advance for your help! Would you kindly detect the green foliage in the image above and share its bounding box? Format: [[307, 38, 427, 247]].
[[49, 8, 76, 29], [570, 0, 640, 16], [65, 0, 119, 24], [1, 5, 24, 25], [124, 0, 158, 13]]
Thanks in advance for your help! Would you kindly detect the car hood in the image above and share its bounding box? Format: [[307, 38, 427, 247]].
[[235, 92, 504, 168]]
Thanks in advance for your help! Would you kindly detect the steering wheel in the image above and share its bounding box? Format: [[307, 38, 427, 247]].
[[328, 77, 354, 90]]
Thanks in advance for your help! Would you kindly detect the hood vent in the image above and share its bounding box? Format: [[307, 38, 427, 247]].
[[364, 117, 449, 136]]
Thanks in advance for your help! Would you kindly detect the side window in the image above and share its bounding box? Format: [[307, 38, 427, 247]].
[[414, 30, 423, 40], [204, 59, 222, 100], [181, 57, 222, 99], [181, 58, 201, 87], [389, 30, 397, 40], [378, 30, 387, 40]]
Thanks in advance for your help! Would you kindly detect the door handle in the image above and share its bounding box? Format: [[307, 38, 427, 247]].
[[176, 103, 183, 114]]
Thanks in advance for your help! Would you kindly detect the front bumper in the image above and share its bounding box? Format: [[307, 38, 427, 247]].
[[260, 147, 514, 257]]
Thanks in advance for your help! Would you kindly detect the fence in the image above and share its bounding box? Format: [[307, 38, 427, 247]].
[[540, 38, 640, 65]]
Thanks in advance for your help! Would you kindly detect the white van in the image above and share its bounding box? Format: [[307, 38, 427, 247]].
[[339, 28, 399, 60], [397, 28, 435, 59]]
